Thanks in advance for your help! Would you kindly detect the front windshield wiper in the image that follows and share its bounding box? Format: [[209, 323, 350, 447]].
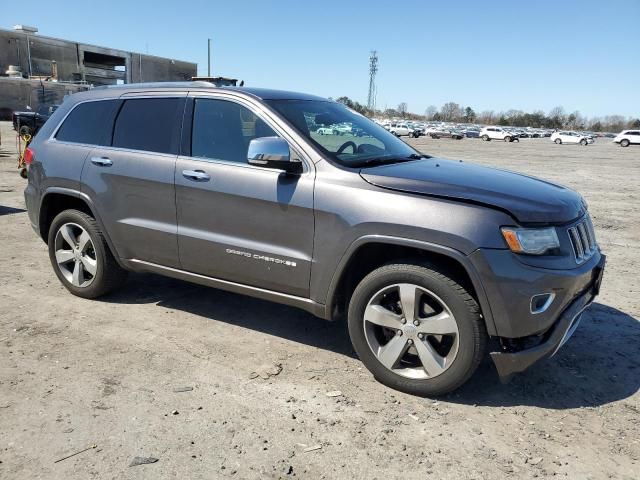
[[357, 154, 430, 168]]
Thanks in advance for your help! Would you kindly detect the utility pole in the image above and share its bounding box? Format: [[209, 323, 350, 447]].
[[207, 38, 211, 76]]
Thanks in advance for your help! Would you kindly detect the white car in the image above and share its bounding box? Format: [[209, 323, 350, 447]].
[[550, 131, 593, 146], [316, 127, 336, 135], [389, 123, 417, 137], [613, 130, 640, 147], [479, 127, 519, 142], [333, 123, 352, 135]]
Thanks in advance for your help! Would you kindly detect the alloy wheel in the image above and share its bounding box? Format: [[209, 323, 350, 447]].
[[363, 283, 460, 379], [54, 223, 98, 287]]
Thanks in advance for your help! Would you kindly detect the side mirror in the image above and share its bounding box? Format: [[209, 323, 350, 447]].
[[247, 137, 302, 174]]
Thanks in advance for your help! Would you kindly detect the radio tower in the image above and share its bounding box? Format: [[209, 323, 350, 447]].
[[367, 51, 378, 111]]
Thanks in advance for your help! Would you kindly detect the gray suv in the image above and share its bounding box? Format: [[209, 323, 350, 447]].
[[24, 83, 605, 395]]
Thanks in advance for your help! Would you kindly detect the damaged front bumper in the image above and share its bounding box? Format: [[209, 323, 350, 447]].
[[490, 255, 606, 382]]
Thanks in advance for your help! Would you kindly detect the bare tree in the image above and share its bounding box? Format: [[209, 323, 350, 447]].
[[478, 110, 495, 124], [425, 105, 438, 121], [397, 102, 408, 118], [548, 106, 566, 128], [440, 102, 462, 122]]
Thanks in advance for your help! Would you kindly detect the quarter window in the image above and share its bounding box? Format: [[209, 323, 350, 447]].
[[112, 98, 183, 154], [191, 98, 278, 163], [56, 100, 121, 145]]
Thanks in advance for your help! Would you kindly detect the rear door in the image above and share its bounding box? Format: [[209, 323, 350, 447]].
[[81, 93, 186, 267], [174, 94, 315, 297]]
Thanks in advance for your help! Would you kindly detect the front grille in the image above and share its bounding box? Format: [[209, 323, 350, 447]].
[[568, 215, 597, 264]]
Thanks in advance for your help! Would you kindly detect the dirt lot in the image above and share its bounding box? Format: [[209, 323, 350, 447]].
[[0, 121, 638, 479]]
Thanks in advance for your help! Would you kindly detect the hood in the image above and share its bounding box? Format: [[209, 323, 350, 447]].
[[360, 158, 585, 224]]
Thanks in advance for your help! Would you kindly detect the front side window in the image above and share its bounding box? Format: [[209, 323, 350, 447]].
[[112, 97, 183, 154], [266, 99, 419, 168], [56, 100, 121, 145], [191, 98, 278, 163]]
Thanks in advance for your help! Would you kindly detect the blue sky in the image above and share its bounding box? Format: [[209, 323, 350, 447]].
[[9, 0, 640, 117]]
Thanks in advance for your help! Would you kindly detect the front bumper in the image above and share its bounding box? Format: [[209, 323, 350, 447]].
[[489, 255, 605, 381]]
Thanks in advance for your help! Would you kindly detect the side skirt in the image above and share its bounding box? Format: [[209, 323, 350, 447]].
[[123, 259, 328, 319]]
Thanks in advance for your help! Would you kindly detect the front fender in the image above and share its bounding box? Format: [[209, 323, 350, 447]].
[[322, 235, 497, 335]]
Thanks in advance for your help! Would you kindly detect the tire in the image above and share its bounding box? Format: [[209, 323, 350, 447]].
[[504, 136, 511, 142], [19, 125, 32, 136], [620, 139, 630, 147], [554, 138, 562, 144], [481, 135, 489, 141], [348, 263, 487, 396], [580, 139, 588, 146], [19, 167, 28, 179], [513, 137, 519, 142], [48, 209, 127, 299]]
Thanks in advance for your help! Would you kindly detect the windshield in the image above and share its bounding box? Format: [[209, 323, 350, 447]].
[[266, 99, 421, 168]]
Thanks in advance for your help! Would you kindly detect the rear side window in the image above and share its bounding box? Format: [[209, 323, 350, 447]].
[[113, 98, 184, 154], [56, 100, 121, 145]]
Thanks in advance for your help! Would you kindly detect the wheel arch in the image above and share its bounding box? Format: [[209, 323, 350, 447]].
[[325, 236, 497, 335], [38, 188, 126, 268]]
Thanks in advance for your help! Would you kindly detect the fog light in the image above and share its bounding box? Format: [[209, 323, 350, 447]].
[[530, 293, 555, 314]]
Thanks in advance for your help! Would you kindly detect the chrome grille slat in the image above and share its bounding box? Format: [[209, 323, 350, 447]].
[[568, 215, 598, 264], [578, 223, 590, 255]]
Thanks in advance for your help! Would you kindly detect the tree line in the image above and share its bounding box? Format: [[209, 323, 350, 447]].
[[335, 96, 639, 132]]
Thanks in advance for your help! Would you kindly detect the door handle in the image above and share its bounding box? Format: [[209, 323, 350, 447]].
[[182, 169, 210, 181], [90, 156, 113, 167]]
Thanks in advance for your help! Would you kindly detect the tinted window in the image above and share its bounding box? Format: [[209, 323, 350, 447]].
[[113, 98, 183, 154], [56, 100, 121, 145], [191, 99, 278, 163]]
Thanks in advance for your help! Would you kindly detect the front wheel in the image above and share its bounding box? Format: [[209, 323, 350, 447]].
[[481, 135, 489, 141], [48, 209, 128, 298], [348, 263, 487, 396], [554, 138, 562, 144], [580, 139, 588, 146], [620, 139, 630, 147], [504, 136, 512, 142]]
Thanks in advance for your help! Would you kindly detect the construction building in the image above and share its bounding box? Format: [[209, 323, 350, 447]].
[[0, 25, 197, 119]]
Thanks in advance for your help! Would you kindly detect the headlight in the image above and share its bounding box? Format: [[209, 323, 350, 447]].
[[501, 227, 560, 255]]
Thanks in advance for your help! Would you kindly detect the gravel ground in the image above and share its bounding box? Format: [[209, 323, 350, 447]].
[[0, 121, 638, 479]]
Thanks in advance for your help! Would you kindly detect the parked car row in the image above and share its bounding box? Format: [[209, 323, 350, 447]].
[[307, 117, 634, 149]]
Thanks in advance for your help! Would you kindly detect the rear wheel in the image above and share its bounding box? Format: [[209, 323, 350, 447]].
[[620, 139, 630, 147], [19, 125, 32, 136], [48, 209, 127, 298], [555, 138, 562, 144], [504, 136, 512, 142], [580, 139, 588, 146], [348, 263, 487, 396], [481, 135, 489, 141]]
